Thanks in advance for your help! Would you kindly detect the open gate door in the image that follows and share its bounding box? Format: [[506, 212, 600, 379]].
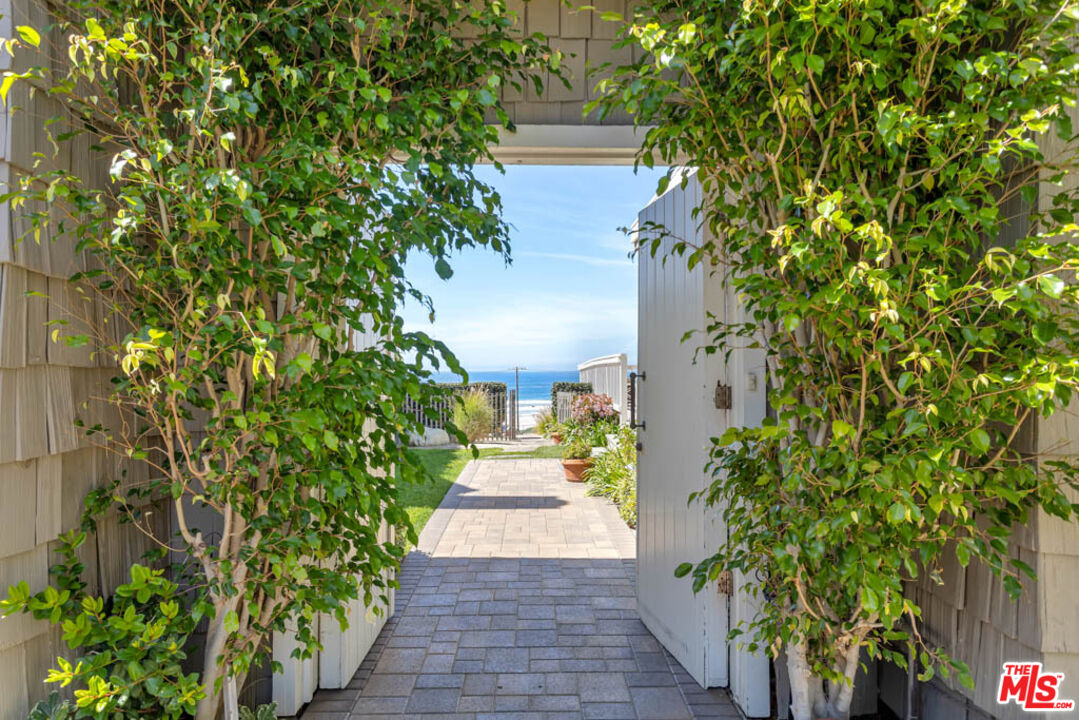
[[634, 170, 770, 716]]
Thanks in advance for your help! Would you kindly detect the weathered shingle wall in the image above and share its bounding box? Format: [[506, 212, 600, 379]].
[[880, 102, 1079, 720], [485, 0, 637, 126], [0, 1, 168, 717]]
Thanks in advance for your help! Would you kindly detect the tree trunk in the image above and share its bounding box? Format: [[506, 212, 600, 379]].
[[787, 640, 818, 720], [786, 638, 861, 720], [823, 642, 862, 720], [223, 675, 240, 720], [195, 616, 229, 720]]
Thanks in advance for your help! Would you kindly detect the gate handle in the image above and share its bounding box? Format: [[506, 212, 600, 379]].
[[629, 371, 646, 431]]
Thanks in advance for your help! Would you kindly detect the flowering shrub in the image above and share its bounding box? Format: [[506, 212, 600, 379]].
[[570, 393, 617, 426]]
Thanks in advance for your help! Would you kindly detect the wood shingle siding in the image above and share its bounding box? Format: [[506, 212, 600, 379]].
[[0, 1, 170, 716]]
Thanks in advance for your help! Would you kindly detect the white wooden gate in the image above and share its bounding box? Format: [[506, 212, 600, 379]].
[[272, 322, 394, 716], [635, 170, 770, 716]]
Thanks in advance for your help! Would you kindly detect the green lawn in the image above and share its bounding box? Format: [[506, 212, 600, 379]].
[[492, 444, 563, 459], [397, 444, 563, 548], [399, 448, 503, 546]]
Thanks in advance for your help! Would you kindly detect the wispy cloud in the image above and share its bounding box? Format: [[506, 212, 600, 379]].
[[406, 292, 636, 369], [517, 251, 634, 269]]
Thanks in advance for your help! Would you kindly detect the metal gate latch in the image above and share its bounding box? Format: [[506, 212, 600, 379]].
[[714, 381, 732, 410]]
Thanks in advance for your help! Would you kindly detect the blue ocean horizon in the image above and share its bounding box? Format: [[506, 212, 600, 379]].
[[430, 369, 579, 426], [430, 369, 578, 404]]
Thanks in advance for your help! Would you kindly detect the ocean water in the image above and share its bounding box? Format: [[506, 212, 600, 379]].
[[430, 369, 579, 428]]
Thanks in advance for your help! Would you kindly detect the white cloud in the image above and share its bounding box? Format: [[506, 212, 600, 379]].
[[517, 251, 634, 269], [407, 292, 636, 369]]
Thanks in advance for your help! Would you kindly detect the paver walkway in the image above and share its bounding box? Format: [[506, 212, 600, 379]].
[[302, 458, 741, 720]]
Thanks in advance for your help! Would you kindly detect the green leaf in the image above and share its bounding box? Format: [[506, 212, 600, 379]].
[[323, 430, 339, 451], [1038, 274, 1065, 298], [832, 420, 855, 438], [673, 562, 694, 578], [955, 543, 971, 567], [16, 26, 40, 47], [0, 74, 17, 105], [434, 258, 453, 280], [224, 610, 239, 634], [970, 428, 990, 455], [887, 502, 907, 523], [85, 18, 105, 39]]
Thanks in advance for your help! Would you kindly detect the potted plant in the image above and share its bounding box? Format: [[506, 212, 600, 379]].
[[560, 436, 593, 482], [551, 420, 572, 445]]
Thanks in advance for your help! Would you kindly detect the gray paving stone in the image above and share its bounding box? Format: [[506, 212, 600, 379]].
[[515, 630, 557, 647], [484, 647, 530, 673], [582, 702, 638, 719], [530, 694, 581, 711], [298, 459, 741, 720], [462, 673, 499, 696], [494, 673, 547, 695], [460, 630, 517, 647], [373, 647, 425, 674], [456, 647, 487, 661], [421, 653, 456, 674], [361, 673, 416, 696], [494, 695, 530, 711], [626, 672, 678, 687], [350, 696, 408, 714], [631, 686, 692, 719], [416, 673, 464, 689], [404, 688, 461, 713], [458, 694, 496, 712], [303, 699, 354, 713], [579, 672, 632, 703]]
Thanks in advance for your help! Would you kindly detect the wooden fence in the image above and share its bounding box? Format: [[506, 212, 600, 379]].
[[577, 353, 630, 424], [555, 391, 576, 423], [403, 387, 517, 441]]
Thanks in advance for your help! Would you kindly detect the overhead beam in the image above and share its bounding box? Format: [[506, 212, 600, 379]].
[[489, 124, 656, 166]]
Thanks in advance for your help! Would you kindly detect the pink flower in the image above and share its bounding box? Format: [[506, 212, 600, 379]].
[[570, 393, 616, 425]]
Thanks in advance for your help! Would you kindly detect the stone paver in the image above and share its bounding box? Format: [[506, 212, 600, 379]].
[[301, 458, 740, 720]]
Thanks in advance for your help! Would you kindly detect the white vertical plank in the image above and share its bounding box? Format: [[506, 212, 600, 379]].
[[636, 169, 724, 688], [272, 622, 318, 716], [317, 523, 395, 688]]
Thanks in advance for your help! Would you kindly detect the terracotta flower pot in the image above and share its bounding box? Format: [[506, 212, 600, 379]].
[[562, 458, 592, 482], [551, 432, 563, 444]]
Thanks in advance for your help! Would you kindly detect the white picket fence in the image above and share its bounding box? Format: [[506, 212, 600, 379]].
[[577, 353, 630, 423], [403, 388, 517, 441]]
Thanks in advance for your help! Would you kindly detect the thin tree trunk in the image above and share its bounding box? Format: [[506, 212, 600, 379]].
[[223, 675, 240, 720], [824, 642, 862, 720], [787, 638, 862, 720], [787, 639, 817, 720], [195, 615, 229, 720]]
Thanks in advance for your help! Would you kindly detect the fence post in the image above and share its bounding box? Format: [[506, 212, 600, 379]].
[[508, 389, 517, 440]]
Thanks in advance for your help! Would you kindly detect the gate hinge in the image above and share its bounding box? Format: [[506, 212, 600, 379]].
[[714, 381, 732, 410], [716, 570, 734, 595]]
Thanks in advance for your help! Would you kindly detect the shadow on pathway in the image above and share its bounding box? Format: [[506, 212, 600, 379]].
[[300, 458, 741, 719]]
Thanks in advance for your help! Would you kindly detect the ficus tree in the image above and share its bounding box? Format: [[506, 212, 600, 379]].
[[592, 1, 1079, 718], [2, 1, 556, 718]]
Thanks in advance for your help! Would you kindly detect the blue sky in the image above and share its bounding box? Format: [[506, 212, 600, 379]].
[[401, 165, 663, 371]]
